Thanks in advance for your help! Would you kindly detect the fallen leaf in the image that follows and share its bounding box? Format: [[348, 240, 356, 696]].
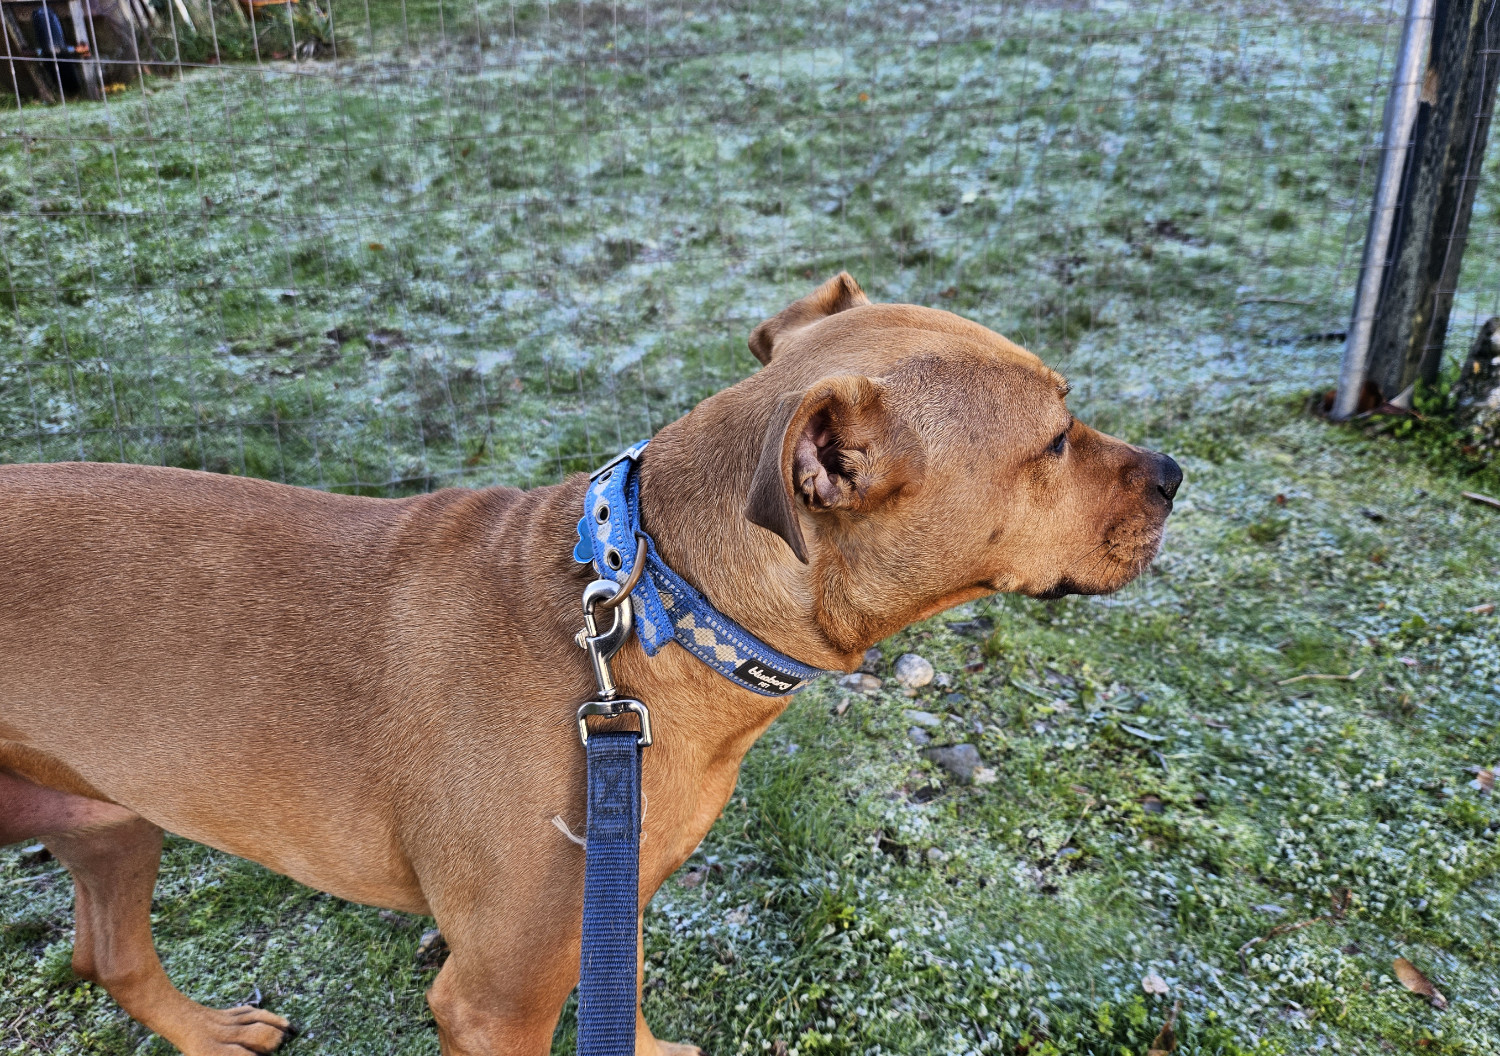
[[772, 1040, 789, 1056], [1147, 999, 1181, 1055], [1121, 723, 1166, 742], [677, 868, 706, 888], [1141, 971, 1169, 996], [1471, 767, 1494, 794], [833, 697, 851, 717], [416, 929, 448, 966], [1467, 602, 1495, 615], [1393, 957, 1448, 1010]]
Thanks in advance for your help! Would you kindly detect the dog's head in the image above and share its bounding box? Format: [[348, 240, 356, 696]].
[[741, 273, 1181, 656]]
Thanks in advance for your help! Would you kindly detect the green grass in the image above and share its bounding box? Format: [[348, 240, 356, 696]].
[[4, 0, 1500, 1053]]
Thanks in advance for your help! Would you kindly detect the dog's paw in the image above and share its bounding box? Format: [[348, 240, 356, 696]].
[[650, 1042, 704, 1056], [188, 1005, 293, 1055]]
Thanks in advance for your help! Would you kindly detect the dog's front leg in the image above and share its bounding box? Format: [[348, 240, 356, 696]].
[[425, 936, 575, 1056], [424, 896, 702, 1055]]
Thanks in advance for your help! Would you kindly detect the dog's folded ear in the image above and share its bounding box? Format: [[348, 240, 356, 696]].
[[745, 375, 925, 563], [748, 272, 869, 365]]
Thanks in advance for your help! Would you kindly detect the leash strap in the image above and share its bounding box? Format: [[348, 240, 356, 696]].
[[574, 441, 830, 696], [577, 730, 642, 1056]]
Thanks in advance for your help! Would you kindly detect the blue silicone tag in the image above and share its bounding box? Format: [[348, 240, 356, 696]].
[[573, 515, 595, 564]]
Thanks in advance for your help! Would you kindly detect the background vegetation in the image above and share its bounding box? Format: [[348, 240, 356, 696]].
[[2, 0, 1499, 1053]]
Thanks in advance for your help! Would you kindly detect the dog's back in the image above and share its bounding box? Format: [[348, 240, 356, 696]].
[[0, 462, 435, 905]]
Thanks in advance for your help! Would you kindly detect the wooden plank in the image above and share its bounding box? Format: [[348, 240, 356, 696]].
[[1366, 0, 1500, 402], [66, 0, 103, 99]]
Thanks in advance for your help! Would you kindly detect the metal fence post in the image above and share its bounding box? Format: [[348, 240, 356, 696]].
[[1334, 0, 1436, 420], [1335, 0, 1500, 418]]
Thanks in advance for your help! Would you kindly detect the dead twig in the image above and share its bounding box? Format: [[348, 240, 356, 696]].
[[1468, 602, 1495, 615], [5, 868, 64, 887], [1238, 890, 1348, 969], [1147, 999, 1182, 1055], [1463, 491, 1500, 511], [1052, 798, 1096, 861], [1276, 667, 1363, 685]]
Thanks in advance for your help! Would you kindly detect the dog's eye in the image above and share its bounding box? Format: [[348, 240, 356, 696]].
[[1049, 429, 1068, 456]]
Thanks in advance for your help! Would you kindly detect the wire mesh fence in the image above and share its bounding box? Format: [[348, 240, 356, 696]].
[[2, 0, 1479, 495]]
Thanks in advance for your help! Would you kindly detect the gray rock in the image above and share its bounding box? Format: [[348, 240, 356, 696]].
[[908, 727, 931, 745], [893, 653, 935, 689], [922, 743, 984, 784], [837, 672, 882, 693], [903, 709, 941, 727], [858, 647, 883, 673]]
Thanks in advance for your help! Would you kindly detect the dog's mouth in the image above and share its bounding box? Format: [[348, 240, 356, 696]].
[[1030, 521, 1167, 600]]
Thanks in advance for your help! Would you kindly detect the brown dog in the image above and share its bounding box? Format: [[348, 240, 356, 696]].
[[0, 274, 1180, 1056]]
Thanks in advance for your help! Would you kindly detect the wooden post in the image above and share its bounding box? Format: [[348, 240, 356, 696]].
[[1364, 0, 1500, 404], [67, 0, 104, 99], [2, 2, 59, 102]]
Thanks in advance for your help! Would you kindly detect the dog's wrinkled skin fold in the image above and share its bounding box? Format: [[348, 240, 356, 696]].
[[0, 276, 1180, 1056]]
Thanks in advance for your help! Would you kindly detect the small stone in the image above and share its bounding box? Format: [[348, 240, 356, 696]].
[[922, 743, 984, 784], [837, 672, 882, 693], [933, 672, 952, 688], [944, 692, 965, 706], [833, 697, 851, 717], [1141, 972, 1169, 996], [973, 767, 998, 785], [858, 647, 883, 673], [926, 847, 948, 863], [903, 709, 941, 727], [893, 653, 935, 689], [908, 727, 932, 745]]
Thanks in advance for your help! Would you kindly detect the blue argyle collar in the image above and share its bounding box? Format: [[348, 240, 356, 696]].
[[573, 441, 829, 696]]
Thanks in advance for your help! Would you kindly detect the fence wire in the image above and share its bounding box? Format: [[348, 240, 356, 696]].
[[0, 0, 1448, 493]]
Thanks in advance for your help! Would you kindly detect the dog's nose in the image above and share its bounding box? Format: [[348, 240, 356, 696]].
[[1156, 453, 1182, 502]]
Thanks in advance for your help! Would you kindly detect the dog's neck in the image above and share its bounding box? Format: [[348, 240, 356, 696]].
[[635, 396, 856, 676]]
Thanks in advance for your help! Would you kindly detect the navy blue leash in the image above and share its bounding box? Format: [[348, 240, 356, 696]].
[[577, 730, 642, 1056], [572, 443, 826, 1054], [573, 579, 651, 1056]]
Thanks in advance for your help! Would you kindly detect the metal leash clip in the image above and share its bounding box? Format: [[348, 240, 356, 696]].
[[575, 576, 652, 747]]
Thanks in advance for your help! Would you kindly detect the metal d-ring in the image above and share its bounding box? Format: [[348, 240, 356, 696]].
[[591, 532, 648, 612]]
